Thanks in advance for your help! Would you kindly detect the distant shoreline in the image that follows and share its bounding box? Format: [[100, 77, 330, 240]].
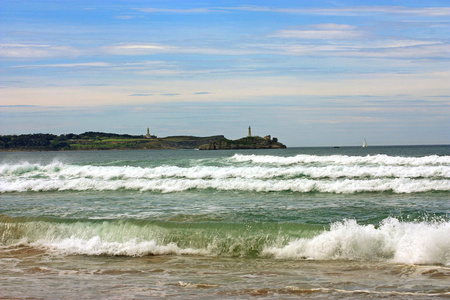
[[0, 132, 225, 152], [1, 143, 448, 153], [2, 132, 446, 152]]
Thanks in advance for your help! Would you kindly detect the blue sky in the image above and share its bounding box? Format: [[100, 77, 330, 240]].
[[1, 0, 449, 146]]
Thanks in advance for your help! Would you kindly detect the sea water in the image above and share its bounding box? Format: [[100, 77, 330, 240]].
[[1, 146, 449, 299]]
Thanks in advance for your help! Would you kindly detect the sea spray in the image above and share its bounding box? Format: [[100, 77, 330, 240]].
[[1, 216, 449, 264], [262, 218, 450, 265], [0, 217, 304, 257]]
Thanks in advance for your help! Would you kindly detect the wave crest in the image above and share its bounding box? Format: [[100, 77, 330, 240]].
[[262, 218, 450, 265], [1, 156, 449, 194], [1, 217, 448, 265], [231, 153, 450, 166]]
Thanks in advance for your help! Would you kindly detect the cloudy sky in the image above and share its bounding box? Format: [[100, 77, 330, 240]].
[[1, 0, 449, 146]]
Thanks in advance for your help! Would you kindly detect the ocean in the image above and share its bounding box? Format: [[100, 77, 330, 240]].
[[1, 146, 449, 299]]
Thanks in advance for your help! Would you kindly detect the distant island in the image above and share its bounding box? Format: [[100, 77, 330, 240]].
[[0, 128, 286, 151]]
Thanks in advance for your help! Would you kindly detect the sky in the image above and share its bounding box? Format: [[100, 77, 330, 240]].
[[1, 0, 449, 146]]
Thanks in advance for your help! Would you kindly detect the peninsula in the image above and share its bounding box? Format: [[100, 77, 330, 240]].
[[0, 132, 225, 151], [199, 135, 286, 150], [0, 128, 286, 151], [198, 127, 286, 150]]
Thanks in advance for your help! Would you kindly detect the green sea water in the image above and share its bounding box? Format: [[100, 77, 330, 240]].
[[1, 146, 449, 299]]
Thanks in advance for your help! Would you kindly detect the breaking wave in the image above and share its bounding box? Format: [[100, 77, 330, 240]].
[[231, 153, 450, 166], [262, 218, 450, 265], [1, 153, 449, 194], [1, 216, 449, 265]]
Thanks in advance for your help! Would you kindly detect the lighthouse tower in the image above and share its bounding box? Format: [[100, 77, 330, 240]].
[[248, 126, 252, 137], [146, 128, 150, 139]]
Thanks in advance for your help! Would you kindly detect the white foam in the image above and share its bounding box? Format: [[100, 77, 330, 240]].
[[1, 219, 208, 256], [262, 218, 450, 265], [1, 155, 449, 194], [231, 153, 450, 166], [1, 176, 449, 193], [31, 236, 208, 256], [2, 160, 449, 181], [284, 286, 450, 297], [5, 217, 448, 265]]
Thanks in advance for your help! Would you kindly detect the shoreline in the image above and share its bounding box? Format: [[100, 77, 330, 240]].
[[0, 132, 292, 152], [0, 133, 226, 152]]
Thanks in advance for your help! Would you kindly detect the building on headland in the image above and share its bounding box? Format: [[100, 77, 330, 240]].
[[145, 128, 157, 139], [198, 127, 286, 150]]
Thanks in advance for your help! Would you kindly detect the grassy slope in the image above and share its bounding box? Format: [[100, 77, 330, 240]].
[[0, 133, 225, 151], [68, 136, 224, 150]]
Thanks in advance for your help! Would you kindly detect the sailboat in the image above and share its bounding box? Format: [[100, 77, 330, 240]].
[[362, 138, 368, 148]]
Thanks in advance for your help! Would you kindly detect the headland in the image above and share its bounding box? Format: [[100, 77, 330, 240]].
[[0, 129, 286, 151], [198, 135, 286, 150], [0, 132, 225, 151]]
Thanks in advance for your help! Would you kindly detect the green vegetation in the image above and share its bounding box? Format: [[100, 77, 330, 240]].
[[199, 136, 286, 150], [0, 132, 225, 151]]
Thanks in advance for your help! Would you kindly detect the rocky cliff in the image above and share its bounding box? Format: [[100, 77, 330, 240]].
[[198, 136, 286, 150]]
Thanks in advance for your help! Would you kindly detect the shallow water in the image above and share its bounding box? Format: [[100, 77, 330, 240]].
[[2, 247, 449, 299], [1, 146, 449, 298]]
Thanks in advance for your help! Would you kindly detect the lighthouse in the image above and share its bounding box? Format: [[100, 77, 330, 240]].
[[248, 126, 252, 137]]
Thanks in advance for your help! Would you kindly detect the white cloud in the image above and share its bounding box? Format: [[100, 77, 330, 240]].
[[102, 43, 254, 56], [133, 5, 450, 17], [0, 44, 80, 58], [114, 15, 136, 20], [13, 62, 112, 68], [266, 22, 448, 59], [348, 43, 449, 58], [102, 43, 176, 55], [1, 71, 449, 107], [135, 8, 215, 13], [271, 24, 363, 40], [354, 40, 441, 49], [7, 60, 250, 77], [229, 6, 450, 17], [3, 37, 447, 66], [276, 41, 449, 59]]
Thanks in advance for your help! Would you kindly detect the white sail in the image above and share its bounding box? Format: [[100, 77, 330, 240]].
[[363, 139, 368, 148]]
